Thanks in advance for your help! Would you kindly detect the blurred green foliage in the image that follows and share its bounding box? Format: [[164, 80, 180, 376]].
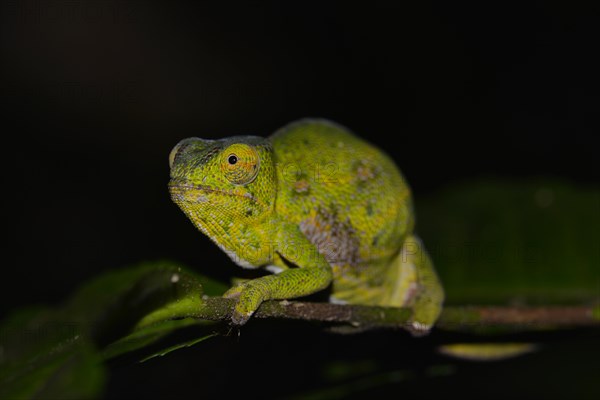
[[0, 262, 223, 399], [417, 179, 599, 305]]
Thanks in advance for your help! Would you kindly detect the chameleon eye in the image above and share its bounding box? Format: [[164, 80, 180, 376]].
[[221, 144, 260, 185]]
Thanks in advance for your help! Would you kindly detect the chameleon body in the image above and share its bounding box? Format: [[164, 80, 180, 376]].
[[169, 119, 444, 332]]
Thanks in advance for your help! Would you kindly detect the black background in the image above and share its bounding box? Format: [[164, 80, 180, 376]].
[[1, 1, 598, 398]]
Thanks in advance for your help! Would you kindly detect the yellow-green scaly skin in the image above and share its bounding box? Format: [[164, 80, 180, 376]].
[[169, 119, 444, 332]]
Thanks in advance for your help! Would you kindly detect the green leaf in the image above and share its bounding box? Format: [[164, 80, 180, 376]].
[[63, 261, 226, 346], [139, 332, 217, 363], [1, 261, 228, 398], [417, 179, 600, 305], [101, 318, 197, 360], [64, 260, 226, 360], [0, 307, 106, 400]]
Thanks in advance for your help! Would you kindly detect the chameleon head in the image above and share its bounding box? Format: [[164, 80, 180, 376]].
[[168, 136, 276, 228]]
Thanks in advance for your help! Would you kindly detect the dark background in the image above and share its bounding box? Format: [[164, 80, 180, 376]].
[[1, 1, 598, 398]]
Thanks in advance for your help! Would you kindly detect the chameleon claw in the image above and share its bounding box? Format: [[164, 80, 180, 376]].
[[408, 321, 432, 337], [230, 309, 254, 326]]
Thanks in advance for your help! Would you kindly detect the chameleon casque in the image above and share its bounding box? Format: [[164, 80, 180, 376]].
[[169, 119, 444, 332]]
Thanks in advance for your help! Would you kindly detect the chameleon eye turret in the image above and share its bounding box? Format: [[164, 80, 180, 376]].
[[169, 119, 444, 331], [220, 143, 260, 185]]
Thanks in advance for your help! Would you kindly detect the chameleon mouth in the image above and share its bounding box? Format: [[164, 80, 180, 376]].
[[168, 182, 257, 203]]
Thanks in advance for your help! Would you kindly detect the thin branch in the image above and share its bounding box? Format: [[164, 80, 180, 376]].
[[196, 297, 600, 333]]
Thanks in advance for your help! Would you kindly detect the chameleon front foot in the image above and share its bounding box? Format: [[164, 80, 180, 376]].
[[223, 281, 266, 325]]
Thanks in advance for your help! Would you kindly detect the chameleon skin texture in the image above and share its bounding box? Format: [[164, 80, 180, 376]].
[[169, 119, 444, 330]]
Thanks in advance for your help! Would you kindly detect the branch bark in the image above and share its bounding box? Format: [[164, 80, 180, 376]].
[[196, 297, 600, 333]]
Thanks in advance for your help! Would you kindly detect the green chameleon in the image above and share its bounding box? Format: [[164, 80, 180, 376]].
[[168, 119, 444, 333]]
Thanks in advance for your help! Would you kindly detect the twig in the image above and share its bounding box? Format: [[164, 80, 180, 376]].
[[195, 297, 600, 333]]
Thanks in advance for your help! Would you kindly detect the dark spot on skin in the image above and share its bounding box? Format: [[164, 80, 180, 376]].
[[352, 160, 377, 186], [372, 233, 381, 247], [293, 179, 310, 194], [357, 165, 375, 181], [299, 207, 360, 267]]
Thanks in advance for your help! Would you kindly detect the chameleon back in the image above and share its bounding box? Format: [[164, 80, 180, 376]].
[[270, 119, 415, 301]]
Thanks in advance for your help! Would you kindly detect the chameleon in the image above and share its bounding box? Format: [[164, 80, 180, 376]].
[[168, 119, 444, 333]]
